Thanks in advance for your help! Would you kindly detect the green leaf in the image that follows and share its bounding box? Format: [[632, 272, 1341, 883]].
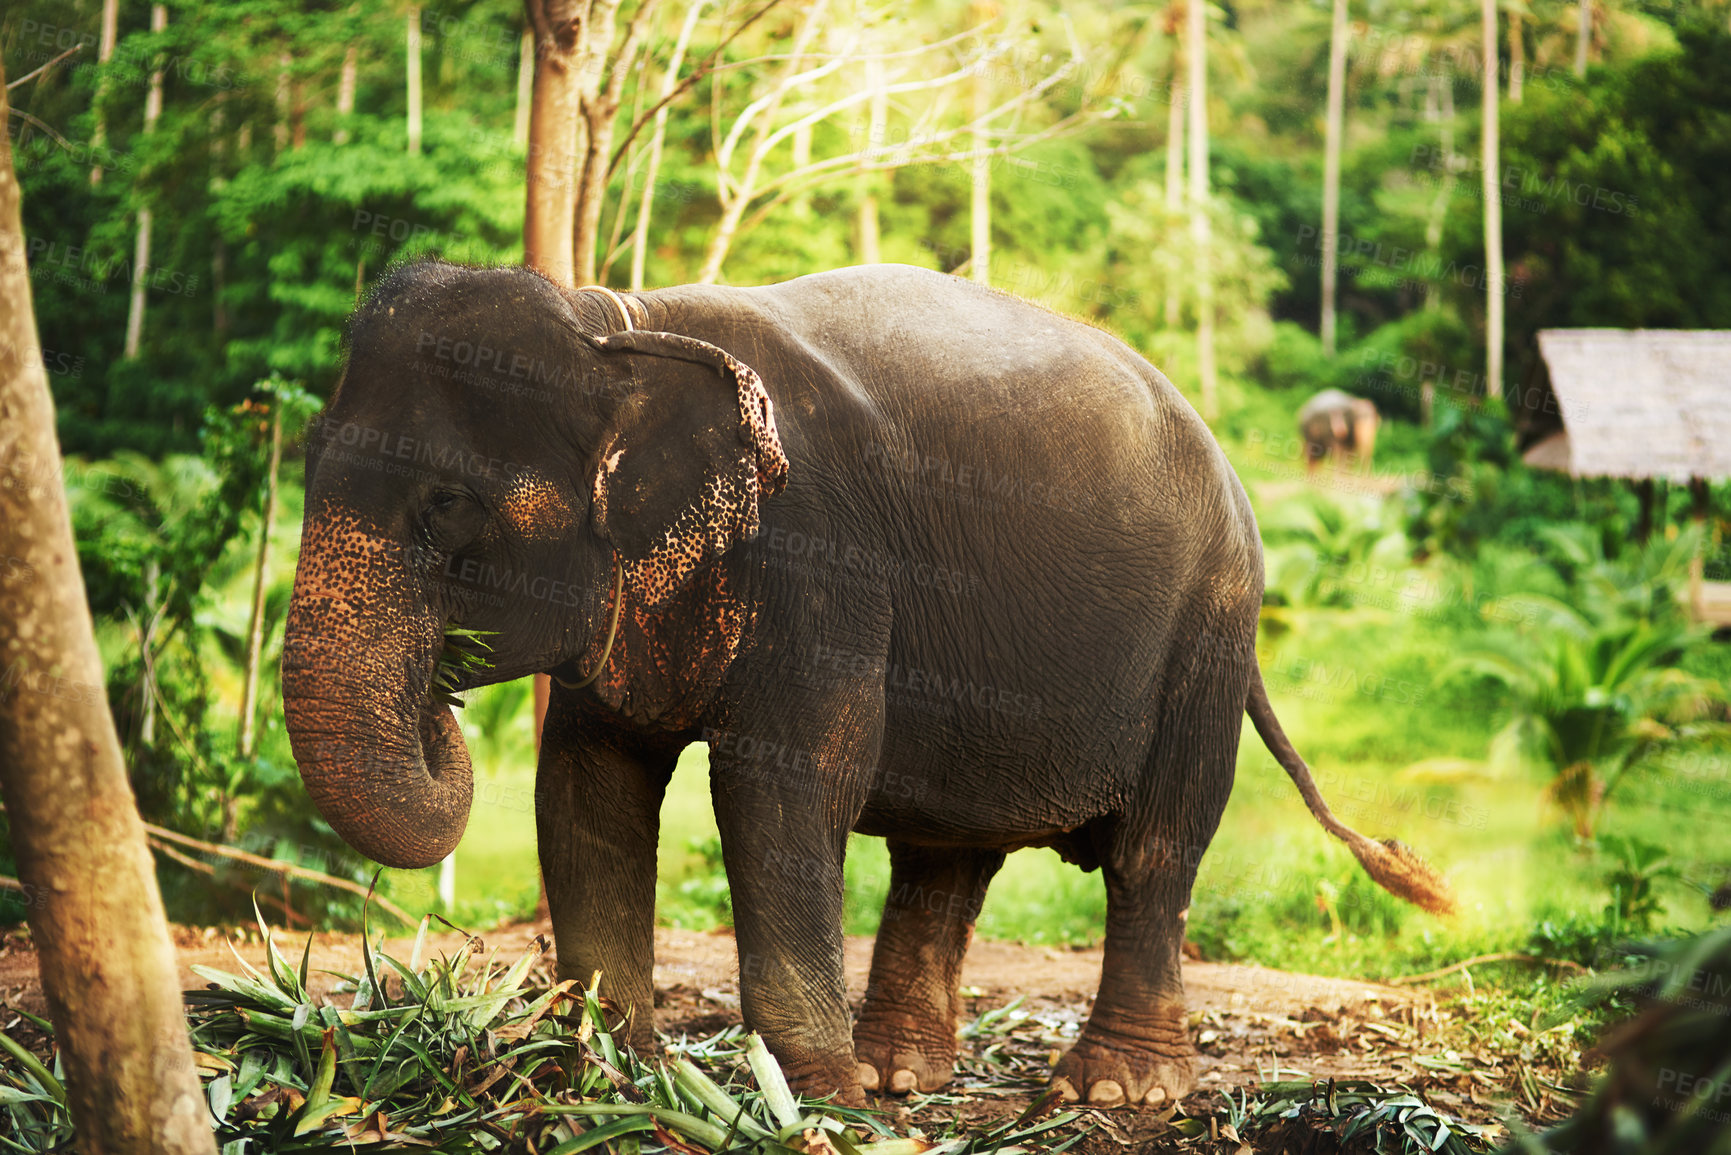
[[292, 1029, 338, 1136]]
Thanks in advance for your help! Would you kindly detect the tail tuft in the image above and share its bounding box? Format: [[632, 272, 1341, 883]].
[[1342, 835, 1457, 917], [1247, 666, 1457, 916]]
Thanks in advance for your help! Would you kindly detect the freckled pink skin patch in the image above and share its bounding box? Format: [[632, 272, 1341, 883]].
[[500, 470, 576, 539]]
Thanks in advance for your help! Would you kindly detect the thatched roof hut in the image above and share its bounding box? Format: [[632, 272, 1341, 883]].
[[1527, 329, 1731, 480]]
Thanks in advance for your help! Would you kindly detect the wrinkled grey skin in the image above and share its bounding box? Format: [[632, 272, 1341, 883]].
[[281, 261, 1442, 1110], [1298, 388, 1379, 473]]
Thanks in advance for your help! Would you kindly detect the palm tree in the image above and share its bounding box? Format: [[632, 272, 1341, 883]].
[[1448, 527, 1725, 839], [1448, 612, 1715, 838]]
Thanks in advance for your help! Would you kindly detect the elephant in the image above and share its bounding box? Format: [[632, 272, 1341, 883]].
[[1298, 388, 1380, 474], [281, 260, 1453, 1109]]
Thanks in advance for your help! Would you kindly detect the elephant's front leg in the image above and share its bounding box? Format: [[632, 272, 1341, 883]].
[[709, 703, 882, 1105], [536, 693, 675, 1053]]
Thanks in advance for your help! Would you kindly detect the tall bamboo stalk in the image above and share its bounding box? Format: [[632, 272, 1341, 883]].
[[89, 0, 119, 185], [124, 5, 167, 361], [1482, 0, 1504, 402], [335, 45, 358, 143], [236, 402, 283, 764], [407, 7, 423, 154], [1508, 7, 1524, 102], [1320, 0, 1349, 356]]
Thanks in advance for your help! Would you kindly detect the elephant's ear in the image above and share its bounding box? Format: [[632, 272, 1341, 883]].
[[586, 331, 788, 610]]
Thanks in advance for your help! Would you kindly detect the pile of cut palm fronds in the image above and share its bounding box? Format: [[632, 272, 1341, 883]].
[[1522, 924, 1731, 1155], [1216, 1078, 1501, 1154], [0, 903, 1088, 1153]]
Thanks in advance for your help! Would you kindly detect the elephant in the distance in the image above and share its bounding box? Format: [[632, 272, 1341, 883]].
[[1299, 388, 1380, 474], [280, 261, 1452, 1109]]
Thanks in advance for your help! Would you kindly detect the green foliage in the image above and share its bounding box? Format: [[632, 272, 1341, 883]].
[[1598, 835, 1684, 933], [1261, 491, 1409, 616], [1536, 925, 1731, 1155], [659, 835, 733, 931], [1443, 583, 1721, 838]]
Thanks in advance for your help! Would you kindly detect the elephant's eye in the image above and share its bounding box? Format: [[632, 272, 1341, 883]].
[[420, 488, 485, 552]]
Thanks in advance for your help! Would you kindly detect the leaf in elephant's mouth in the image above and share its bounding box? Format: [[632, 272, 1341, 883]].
[[432, 626, 496, 709]]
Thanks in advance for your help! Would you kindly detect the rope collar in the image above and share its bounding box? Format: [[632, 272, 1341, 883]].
[[575, 284, 638, 334], [552, 553, 625, 690], [554, 284, 633, 693]]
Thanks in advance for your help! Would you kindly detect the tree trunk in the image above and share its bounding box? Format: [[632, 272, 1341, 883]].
[[275, 53, 290, 153], [1508, 7, 1524, 103], [1575, 0, 1590, 78], [124, 5, 167, 362], [236, 401, 283, 765], [1422, 71, 1455, 317], [407, 6, 423, 155], [1320, 0, 1348, 356], [89, 0, 119, 185], [0, 61, 217, 1155], [335, 45, 358, 143], [1187, 0, 1216, 420], [970, 18, 991, 286], [524, 2, 586, 289], [1482, 0, 1503, 402]]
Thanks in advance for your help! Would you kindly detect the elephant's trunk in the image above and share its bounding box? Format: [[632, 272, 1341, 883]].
[[280, 506, 474, 870]]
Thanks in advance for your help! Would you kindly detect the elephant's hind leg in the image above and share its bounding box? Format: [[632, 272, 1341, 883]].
[[1052, 663, 1243, 1106], [854, 841, 1004, 1095]]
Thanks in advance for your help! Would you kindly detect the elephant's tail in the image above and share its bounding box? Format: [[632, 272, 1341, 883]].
[[1247, 667, 1456, 915]]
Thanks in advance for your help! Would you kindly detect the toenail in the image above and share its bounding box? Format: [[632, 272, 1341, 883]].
[[856, 1062, 880, 1091], [1088, 1079, 1126, 1106], [1050, 1076, 1080, 1103], [1144, 1087, 1168, 1106], [889, 1069, 918, 1094]]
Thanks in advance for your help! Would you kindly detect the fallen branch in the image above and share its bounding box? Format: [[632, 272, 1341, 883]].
[[142, 823, 417, 926], [148, 839, 310, 929], [1388, 952, 1587, 986]]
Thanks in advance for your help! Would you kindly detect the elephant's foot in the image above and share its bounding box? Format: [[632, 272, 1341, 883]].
[[777, 1052, 868, 1108], [853, 1007, 958, 1095], [1050, 1008, 1195, 1108]]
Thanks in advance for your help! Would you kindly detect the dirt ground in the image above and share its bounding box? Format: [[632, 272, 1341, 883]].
[[1, 919, 1561, 1151]]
